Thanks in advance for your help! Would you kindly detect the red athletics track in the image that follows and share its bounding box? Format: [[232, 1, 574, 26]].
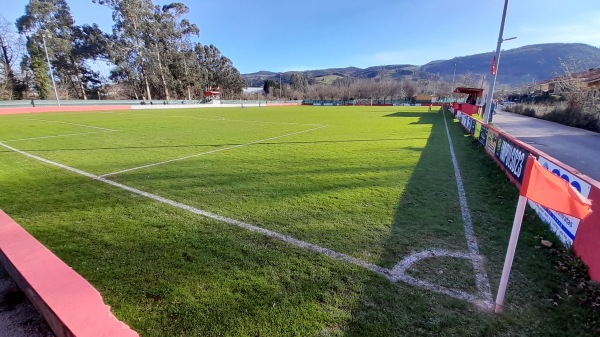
[[0, 105, 132, 115]]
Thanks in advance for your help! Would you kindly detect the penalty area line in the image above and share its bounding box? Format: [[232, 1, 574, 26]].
[[99, 125, 329, 177]]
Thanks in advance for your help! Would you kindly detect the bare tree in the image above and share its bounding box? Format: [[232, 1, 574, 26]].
[[0, 16, 26, 99], [457, 71, 478, 87], [401, 80, 417, 100], [553, 58, 596, 112]]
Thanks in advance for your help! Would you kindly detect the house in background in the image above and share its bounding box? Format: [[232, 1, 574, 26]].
[[530, 68, 600, 98]]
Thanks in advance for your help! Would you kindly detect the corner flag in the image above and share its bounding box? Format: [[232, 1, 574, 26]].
[[494, 155, 593, 313], [521, 158, 592, 219]]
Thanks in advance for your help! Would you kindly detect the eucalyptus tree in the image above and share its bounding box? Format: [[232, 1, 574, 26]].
[[94, 0, 155, 100], [15, 0, 56, 99], [148, 3, 201, 100], [17, 0, 105, 99], [160, 3, 201, 100]]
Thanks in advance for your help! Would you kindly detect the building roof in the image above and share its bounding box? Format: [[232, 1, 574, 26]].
[[453, 87, 484, 97]]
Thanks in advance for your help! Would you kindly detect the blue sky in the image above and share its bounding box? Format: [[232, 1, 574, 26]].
[[3, 0, 600, 74]]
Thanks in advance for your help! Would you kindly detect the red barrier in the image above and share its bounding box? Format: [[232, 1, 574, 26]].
[[0, 106, 132, 115], [454, 111, 600, 281], [573, 186, 600, 280], [0, 210, 139, 337], [458, 103, 480, 116]]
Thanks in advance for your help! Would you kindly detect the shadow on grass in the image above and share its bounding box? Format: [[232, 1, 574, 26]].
[[341, 110, 600, 336], [384, 111, 436, 120], [340, 110, 493, 336]]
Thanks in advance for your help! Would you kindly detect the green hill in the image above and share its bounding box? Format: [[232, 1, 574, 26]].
[[242, 43, 600, 87]]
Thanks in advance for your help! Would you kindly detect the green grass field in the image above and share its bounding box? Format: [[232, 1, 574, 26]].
[[313, 75, 344, 85], [0, 106, 597, 336]]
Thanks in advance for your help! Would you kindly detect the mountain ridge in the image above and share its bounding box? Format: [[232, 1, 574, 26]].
[[242, 43, 600, 87]]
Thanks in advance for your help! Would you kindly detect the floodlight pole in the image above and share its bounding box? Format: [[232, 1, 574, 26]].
[[452, 63, 456, 87], [42, 34, 60, 106], [279, 73, 282, 101], [451, 63, 456, 102], [483, 0, 512, 124]]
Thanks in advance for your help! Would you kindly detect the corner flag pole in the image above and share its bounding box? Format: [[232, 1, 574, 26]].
[[494, 155, 592, 313], [494, 193, 527, 313]]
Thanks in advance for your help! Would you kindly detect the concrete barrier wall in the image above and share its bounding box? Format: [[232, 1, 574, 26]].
[[0, 210, 138, 337], [454, 110, 600, 281]]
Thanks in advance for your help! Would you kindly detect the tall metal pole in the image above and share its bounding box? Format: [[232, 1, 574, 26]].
[[483, 0, 510, 124], [42, 34, 60, 106], [451, 63, 457, 102], [279, 73, 282, 100], [452, 63, 456, 87]]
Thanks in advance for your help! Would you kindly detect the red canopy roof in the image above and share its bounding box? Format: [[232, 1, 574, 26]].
[[453, 87, 484, 98]]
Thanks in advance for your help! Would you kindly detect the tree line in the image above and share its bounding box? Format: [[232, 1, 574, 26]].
[[252, 72, 460, 103], [0, 0, 245, 101]]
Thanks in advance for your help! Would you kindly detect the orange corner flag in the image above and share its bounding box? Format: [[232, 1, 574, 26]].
[[520, 156, 592, 220]]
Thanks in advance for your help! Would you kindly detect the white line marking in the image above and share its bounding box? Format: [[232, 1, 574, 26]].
[[2, 131, 115, 143], [441, 110, 494, 308], [1, 139, 491, 308], [389, 249, 483, 305], [28, 118, 117, 132], [100, 125, 329, 177]]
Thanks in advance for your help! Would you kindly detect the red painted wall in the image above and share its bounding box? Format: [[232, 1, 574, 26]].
[[573, 185, 600, 280], [459, 103, 480, 116], [0, 210, 138, 337]]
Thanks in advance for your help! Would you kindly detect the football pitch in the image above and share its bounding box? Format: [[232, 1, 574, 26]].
[[0, 106, 596, 336]]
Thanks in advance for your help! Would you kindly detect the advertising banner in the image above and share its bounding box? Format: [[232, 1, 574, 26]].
[[459, 112, 468, 129], [468, 117, 476, 135], [528, 157, 592, 246], [494, 135, 529, 184], [460, 114, 476, 135], [485, 129, 499, 155], [478, 124, 488, 146]]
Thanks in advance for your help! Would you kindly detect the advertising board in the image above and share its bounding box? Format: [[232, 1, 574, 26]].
[[494, 135, 529, 184], [485, 130, 499, 155], [478, 124, 488, 146]]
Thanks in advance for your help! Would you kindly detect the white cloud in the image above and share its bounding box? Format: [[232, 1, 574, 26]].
[[519, 13, 600, 46]]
